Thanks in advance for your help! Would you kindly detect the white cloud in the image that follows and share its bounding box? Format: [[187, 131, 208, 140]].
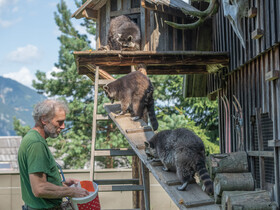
[[46, 66, 63, 79], [7, 44, 41, 63], [11, 6, 18, 13], [3, 67, 35, 88], [0, 17, 21, 27], [0, 0, 18, 9]]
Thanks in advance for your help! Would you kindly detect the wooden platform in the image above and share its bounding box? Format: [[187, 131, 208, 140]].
[[74, 50, 229, 75], [104, 103, 219, 210]]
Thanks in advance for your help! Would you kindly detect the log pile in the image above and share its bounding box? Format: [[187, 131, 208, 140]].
[[207, 151, 275, 209], [221, 190, 277, 210]]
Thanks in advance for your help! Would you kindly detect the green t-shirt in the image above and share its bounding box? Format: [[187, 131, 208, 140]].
[[18, 129, 62, 209]]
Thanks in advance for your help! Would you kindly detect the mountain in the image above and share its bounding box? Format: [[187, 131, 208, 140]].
[[0, 76, 46, 136]]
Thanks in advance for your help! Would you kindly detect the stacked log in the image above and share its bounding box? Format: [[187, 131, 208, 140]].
[[214, 173, 254, 203], [221, 190, 277, 210], [206, 151, 248, 179]]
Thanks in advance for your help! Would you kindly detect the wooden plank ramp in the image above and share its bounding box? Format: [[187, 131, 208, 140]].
[[104, 103, 219, 210]]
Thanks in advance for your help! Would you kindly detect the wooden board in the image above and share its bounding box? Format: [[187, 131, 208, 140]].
[[74, 50, 229, 75], [104, 103, 219, 210]]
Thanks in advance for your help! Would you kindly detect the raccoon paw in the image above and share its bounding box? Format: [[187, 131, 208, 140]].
[[162, 166, 169, 172], [98, 45, 110, 51], [177, 182, 188, 191], [116, 111, 126, 116], [131, 116, 140, 121]]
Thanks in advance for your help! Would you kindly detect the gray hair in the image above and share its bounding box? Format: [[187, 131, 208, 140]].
[[32, 99, 69, 124]]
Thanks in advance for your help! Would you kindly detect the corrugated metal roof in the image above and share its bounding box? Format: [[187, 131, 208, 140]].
[[0, 136, 22, 170]]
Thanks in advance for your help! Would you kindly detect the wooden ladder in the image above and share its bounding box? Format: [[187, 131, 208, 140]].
[[90, 66, 150, 210]]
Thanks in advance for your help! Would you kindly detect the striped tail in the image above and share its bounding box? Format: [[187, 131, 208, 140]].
[[145, 81, 158, 131], [197, 160, 213, 195]]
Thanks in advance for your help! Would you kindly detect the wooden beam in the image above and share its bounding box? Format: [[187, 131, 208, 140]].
[[247, 151, 274, 158], [265, 70, 279, 81], [82, 8, 98, 20], [268, 139, 280, 147], [184, 199, 215, 208], [248, 7, 257, 18], [94, 179, 139, 185], [96, 114, 110, 120], [94, 149, 136, 156], [99, 185, 144, 192], [98, 79, 115, 85], [126, 126, 153, 134], [252, 29, 264, 39], [110, 8, 140, 17], [74, 50, 229, 66], [79, 65, 208, 75]]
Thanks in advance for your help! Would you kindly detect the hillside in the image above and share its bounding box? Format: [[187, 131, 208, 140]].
[[0, 76, 46, 136]]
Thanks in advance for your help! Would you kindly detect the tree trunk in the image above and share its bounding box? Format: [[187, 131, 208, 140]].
[[225, 190, 277, 210], [214, 173, 254, 203], [206, 151, 249, 179]]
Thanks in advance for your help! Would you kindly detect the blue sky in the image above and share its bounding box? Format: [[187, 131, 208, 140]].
[[0, 0, 94, 88]]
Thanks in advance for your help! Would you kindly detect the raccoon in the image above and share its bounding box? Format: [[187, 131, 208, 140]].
[[145, 128, 213, 194], [100, 15, 141, 51], [103, 71, 158, 131]]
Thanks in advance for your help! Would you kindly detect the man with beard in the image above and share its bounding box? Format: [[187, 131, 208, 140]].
[[18, 99, 89, 210]]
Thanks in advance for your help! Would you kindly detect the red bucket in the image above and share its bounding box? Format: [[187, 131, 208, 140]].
[[71, 181, 100, 210]]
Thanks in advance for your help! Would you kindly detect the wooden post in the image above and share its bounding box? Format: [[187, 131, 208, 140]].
[[132, 156, 140, 208], [141, 161, 150, 210], [90, 66, 99, 181]]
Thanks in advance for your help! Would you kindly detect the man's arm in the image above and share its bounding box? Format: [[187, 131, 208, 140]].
[[29, 173, 89, 199]]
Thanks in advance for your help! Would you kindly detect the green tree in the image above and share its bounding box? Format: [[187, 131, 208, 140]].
[[13, 117, 30, 137], [151, 75, 219, 153], [152, 75, 219, 144]]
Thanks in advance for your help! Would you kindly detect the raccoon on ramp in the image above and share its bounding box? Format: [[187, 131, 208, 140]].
[[145, 128, 213, 194], [103, 71, 158, 131], [99, 15, 141, 51]]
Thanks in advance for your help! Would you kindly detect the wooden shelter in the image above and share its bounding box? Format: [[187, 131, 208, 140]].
[[72, 0, 229, 96]]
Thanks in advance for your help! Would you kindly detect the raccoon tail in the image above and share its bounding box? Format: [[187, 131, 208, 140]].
[[196, 160, 213, 195], [145, 81, 158, 131]]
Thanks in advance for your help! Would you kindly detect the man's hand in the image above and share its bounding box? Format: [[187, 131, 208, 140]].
[[71, 187, 90, 198], [63, 178, 80, 187]]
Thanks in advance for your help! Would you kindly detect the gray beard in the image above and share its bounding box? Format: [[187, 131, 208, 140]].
[[44, 123, 58, 138]]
